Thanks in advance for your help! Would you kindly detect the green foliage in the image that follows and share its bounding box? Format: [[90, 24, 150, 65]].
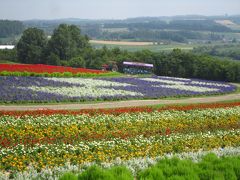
[[46, 52, 61, 65], [108, 166, 134, 180], [68, 56, 86, 68], [16, 28, 47, 64], [47, 24, 90, 61], [59, 172, 77, 180], [0, 49, 17, 62], [0, 70, 122, 78], [90, 20, 231, 42], [59, 155, 240, 180], [137, 166, 165, 180], [15, 24, 90, 66], [138, 154, 240, 180], [59, 166, 134, 180], [104, 20, 231, 33], [62, 72, 73, 77], [193, 44, 240, 60], [78, 166, 115, 180], [13, 25, 240, 82], [153, 49, 240, 82]]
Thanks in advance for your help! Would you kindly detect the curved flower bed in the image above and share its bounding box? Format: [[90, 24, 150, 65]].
[[0, 76, 236, 103]]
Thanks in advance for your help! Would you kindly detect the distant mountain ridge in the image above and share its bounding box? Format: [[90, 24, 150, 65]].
[[23, 15, 240, 24]]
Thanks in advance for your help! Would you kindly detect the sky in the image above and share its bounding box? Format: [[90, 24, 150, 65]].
[[0, 0, 240, 20]]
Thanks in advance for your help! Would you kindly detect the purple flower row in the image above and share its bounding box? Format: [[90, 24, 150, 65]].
[[0, 76, 237, 103]]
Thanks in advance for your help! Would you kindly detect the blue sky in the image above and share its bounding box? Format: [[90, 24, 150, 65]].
[[0, 0, 240, 20]]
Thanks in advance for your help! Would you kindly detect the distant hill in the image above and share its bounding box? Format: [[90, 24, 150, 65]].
[[1, 15, 240, 44], [0, 20, 24, 38]]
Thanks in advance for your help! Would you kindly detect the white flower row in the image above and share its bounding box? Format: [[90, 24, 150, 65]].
[[20, 85, 143, 99], [140, 78, 186, 85], [158, 76, 191, 81], [4, 146, 240, 180], [190, 81, 231, 87], [155, 84, 219, 92], [46, 77, 133, 87], [157, 76, 231, 87], [141, 77, 231, 92], [1, 106, 239, 126]]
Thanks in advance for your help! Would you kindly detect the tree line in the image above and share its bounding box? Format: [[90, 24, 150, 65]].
[[193, 44, 240, 60], [1, 24, 240, 82], [104, 20, 232, 32], [98, 30, 223, 43]]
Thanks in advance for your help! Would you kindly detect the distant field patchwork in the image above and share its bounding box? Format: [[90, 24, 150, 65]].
[[90, 40, 197, 52]]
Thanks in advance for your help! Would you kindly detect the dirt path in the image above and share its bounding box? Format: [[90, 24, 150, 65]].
[[0, 92, 239, 111]]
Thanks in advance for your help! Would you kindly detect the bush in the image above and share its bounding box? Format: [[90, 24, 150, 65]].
[[59, 172, 77, 180], [78, 166, 115, 180], [138, 154, 240, 180], [60, 166, 133, 180], [68, 56, 86, 68], [59, 155, 240, 180]]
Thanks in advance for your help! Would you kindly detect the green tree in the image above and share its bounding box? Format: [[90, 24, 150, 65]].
[[46, 52, 60, 65], [16, 28, 47, 64], [68, 56, 86, 68], [47, 24, 90, 61]]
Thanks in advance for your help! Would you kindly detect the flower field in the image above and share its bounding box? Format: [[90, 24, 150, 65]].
[[0, 64, 106, 75], [0, 102, 240, 179], [0, 76, 236, 103]]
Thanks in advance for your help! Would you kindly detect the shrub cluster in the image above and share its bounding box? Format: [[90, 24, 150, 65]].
[[0, 71, 121, 78], [59, 154, 240, 180]]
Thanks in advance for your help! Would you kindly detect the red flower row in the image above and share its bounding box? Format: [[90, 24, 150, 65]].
[[0, 128, 173, 148], [1, 101, 239, 117], [0, 64, 106, 74]]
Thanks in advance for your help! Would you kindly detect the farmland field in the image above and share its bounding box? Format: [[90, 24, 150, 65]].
[[0, 102, 240, 179], [91, 42, 196, 52]]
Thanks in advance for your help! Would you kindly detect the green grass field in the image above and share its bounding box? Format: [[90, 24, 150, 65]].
[[0, 60, 17, 64], [90, 40, 235, 52], [91, 43, 197, 52]]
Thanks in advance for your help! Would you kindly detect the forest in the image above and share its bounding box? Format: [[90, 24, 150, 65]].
[[193, 44, 240, 60]]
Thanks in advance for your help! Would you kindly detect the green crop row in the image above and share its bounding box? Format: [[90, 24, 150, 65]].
[[60, 153, 240, 180], [0, 71, 122, 78]]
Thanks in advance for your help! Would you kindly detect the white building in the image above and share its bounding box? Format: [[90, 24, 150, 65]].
[[0, 45, 15, 50]]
